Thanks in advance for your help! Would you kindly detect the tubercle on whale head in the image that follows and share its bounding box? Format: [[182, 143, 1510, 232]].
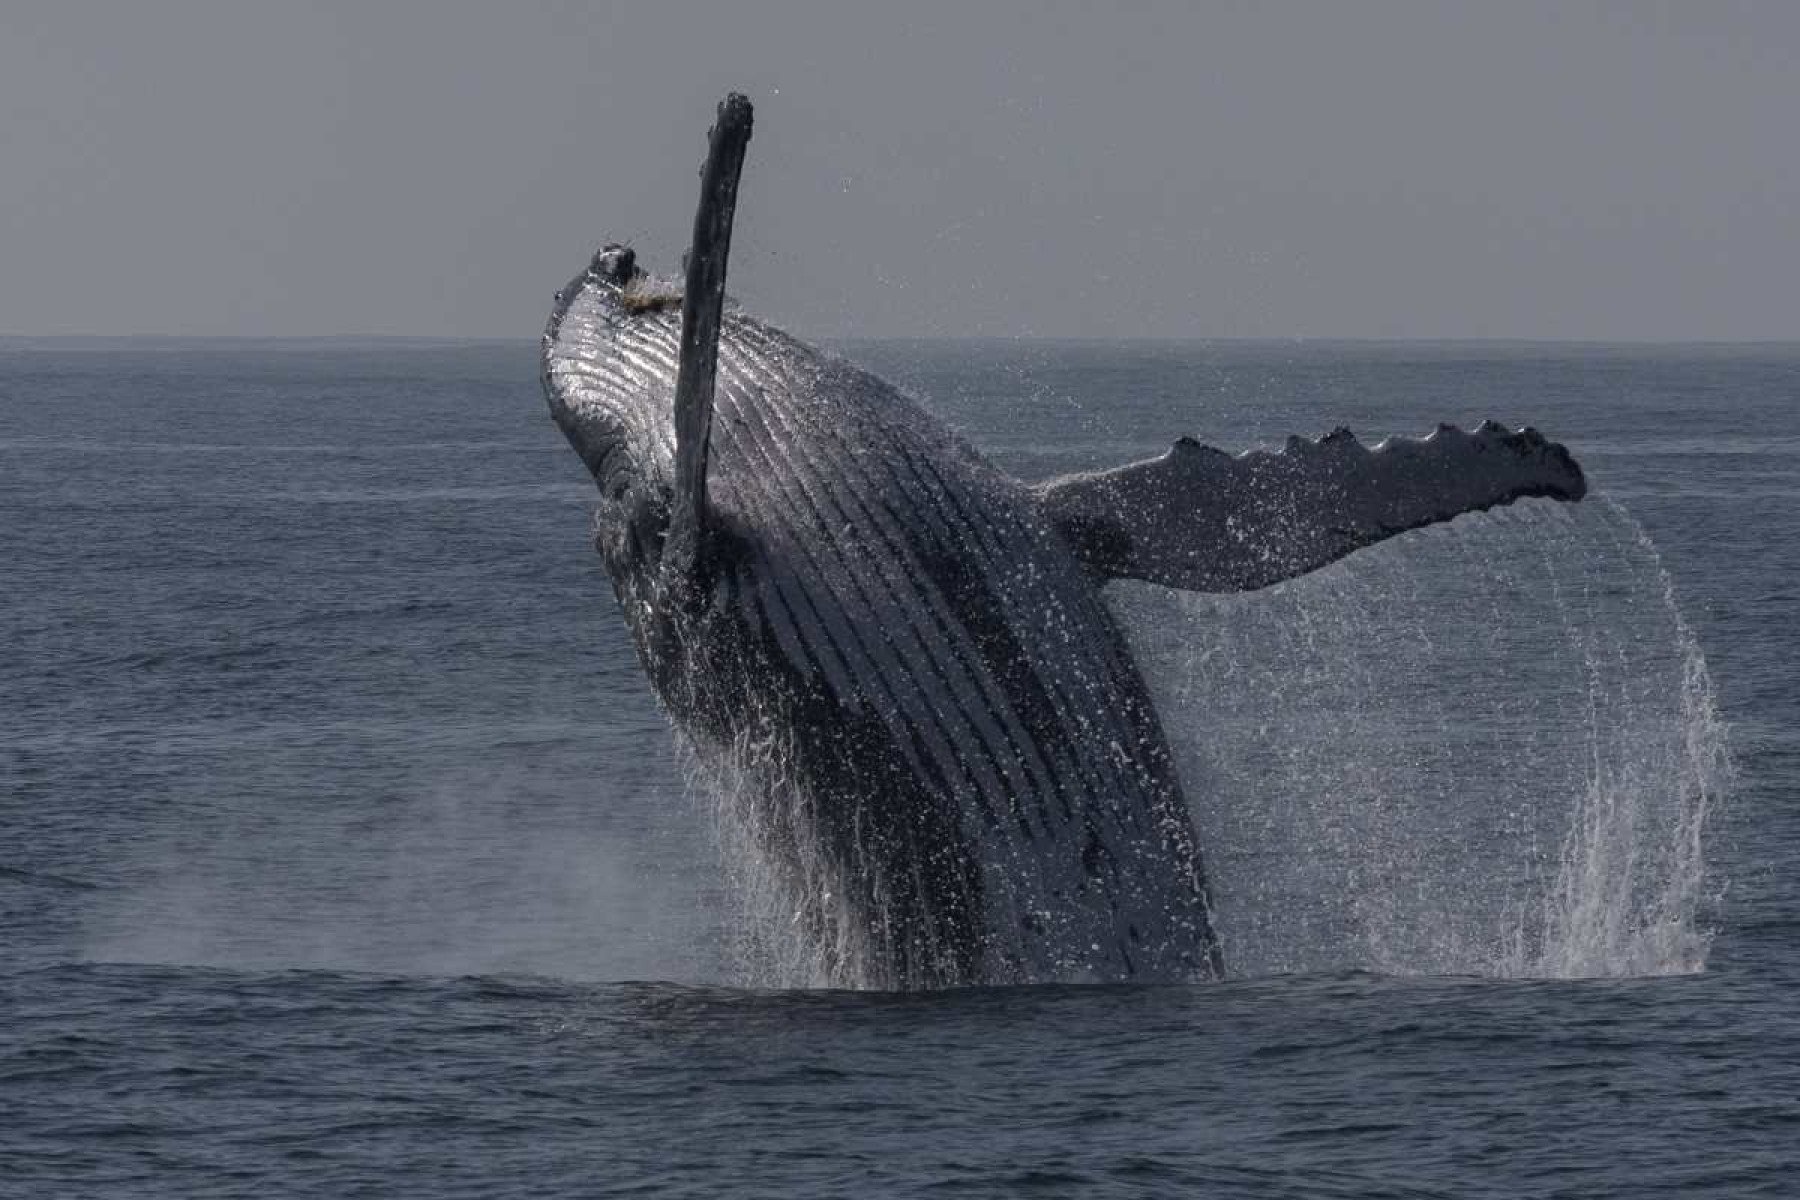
[[584, 242, 686, 316], [592, 243, 638, 286]]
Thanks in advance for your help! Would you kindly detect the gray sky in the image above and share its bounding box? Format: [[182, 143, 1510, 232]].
[[5, 2, 1796, 340]]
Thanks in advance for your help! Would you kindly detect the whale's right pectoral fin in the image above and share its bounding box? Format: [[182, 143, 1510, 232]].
[[667, 93, 754, 582], [1032, 421, 1586, 592]]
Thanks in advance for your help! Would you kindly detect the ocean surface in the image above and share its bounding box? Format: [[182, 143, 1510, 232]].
[[3, 338, 1796, 1197]]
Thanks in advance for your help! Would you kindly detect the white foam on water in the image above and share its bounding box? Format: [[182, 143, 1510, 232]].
[[682, 728, 864, 990], [1498, 508, 1729, 979], [1109, 497, 1729, 980]]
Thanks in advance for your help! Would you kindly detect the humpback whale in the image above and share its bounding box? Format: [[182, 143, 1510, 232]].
[[542, 95, 1586, 988]]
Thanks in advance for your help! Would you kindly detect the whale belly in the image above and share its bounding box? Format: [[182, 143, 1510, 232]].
[[652, 319, 1220, 987]]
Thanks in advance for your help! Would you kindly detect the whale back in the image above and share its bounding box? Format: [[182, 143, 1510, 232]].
[[545, 287, 1219, 987]]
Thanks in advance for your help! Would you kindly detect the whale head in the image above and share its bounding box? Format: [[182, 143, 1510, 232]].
[[543, 243, 687, 584]]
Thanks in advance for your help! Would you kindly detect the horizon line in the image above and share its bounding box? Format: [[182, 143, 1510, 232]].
[[5, 332, 1798, 350]]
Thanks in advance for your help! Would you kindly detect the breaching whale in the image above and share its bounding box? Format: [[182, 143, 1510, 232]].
[[542, 95, 1586, 988]]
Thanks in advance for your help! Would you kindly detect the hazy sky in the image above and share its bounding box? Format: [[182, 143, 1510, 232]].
[[5, 2, 1796, 340]]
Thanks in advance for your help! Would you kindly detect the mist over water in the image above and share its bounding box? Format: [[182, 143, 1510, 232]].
[[78, 764, 717, 982]]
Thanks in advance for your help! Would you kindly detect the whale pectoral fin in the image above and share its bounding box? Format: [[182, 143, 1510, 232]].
[[667, 93, 755, 580], [1032, 421, 1586, 592]]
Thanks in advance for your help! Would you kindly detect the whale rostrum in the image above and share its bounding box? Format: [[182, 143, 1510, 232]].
[[541, 94, 1587, 988]]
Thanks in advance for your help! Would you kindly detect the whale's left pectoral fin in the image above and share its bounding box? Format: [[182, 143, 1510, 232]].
[[1032, 421, 1586, 592]]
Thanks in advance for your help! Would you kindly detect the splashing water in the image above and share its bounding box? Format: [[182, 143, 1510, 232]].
[[1503, 510, 1728, 979], [689, 497, 1727, 987], [681, 728, 865, 990], [1110, 497, 1729, 980]]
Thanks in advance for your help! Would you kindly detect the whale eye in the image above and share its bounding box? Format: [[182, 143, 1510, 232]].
[[603, 466, 630, 503], [598, 445, 636, 505]]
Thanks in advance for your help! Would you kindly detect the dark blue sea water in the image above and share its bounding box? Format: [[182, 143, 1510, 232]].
[[3, 339, 1796, 1196]]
